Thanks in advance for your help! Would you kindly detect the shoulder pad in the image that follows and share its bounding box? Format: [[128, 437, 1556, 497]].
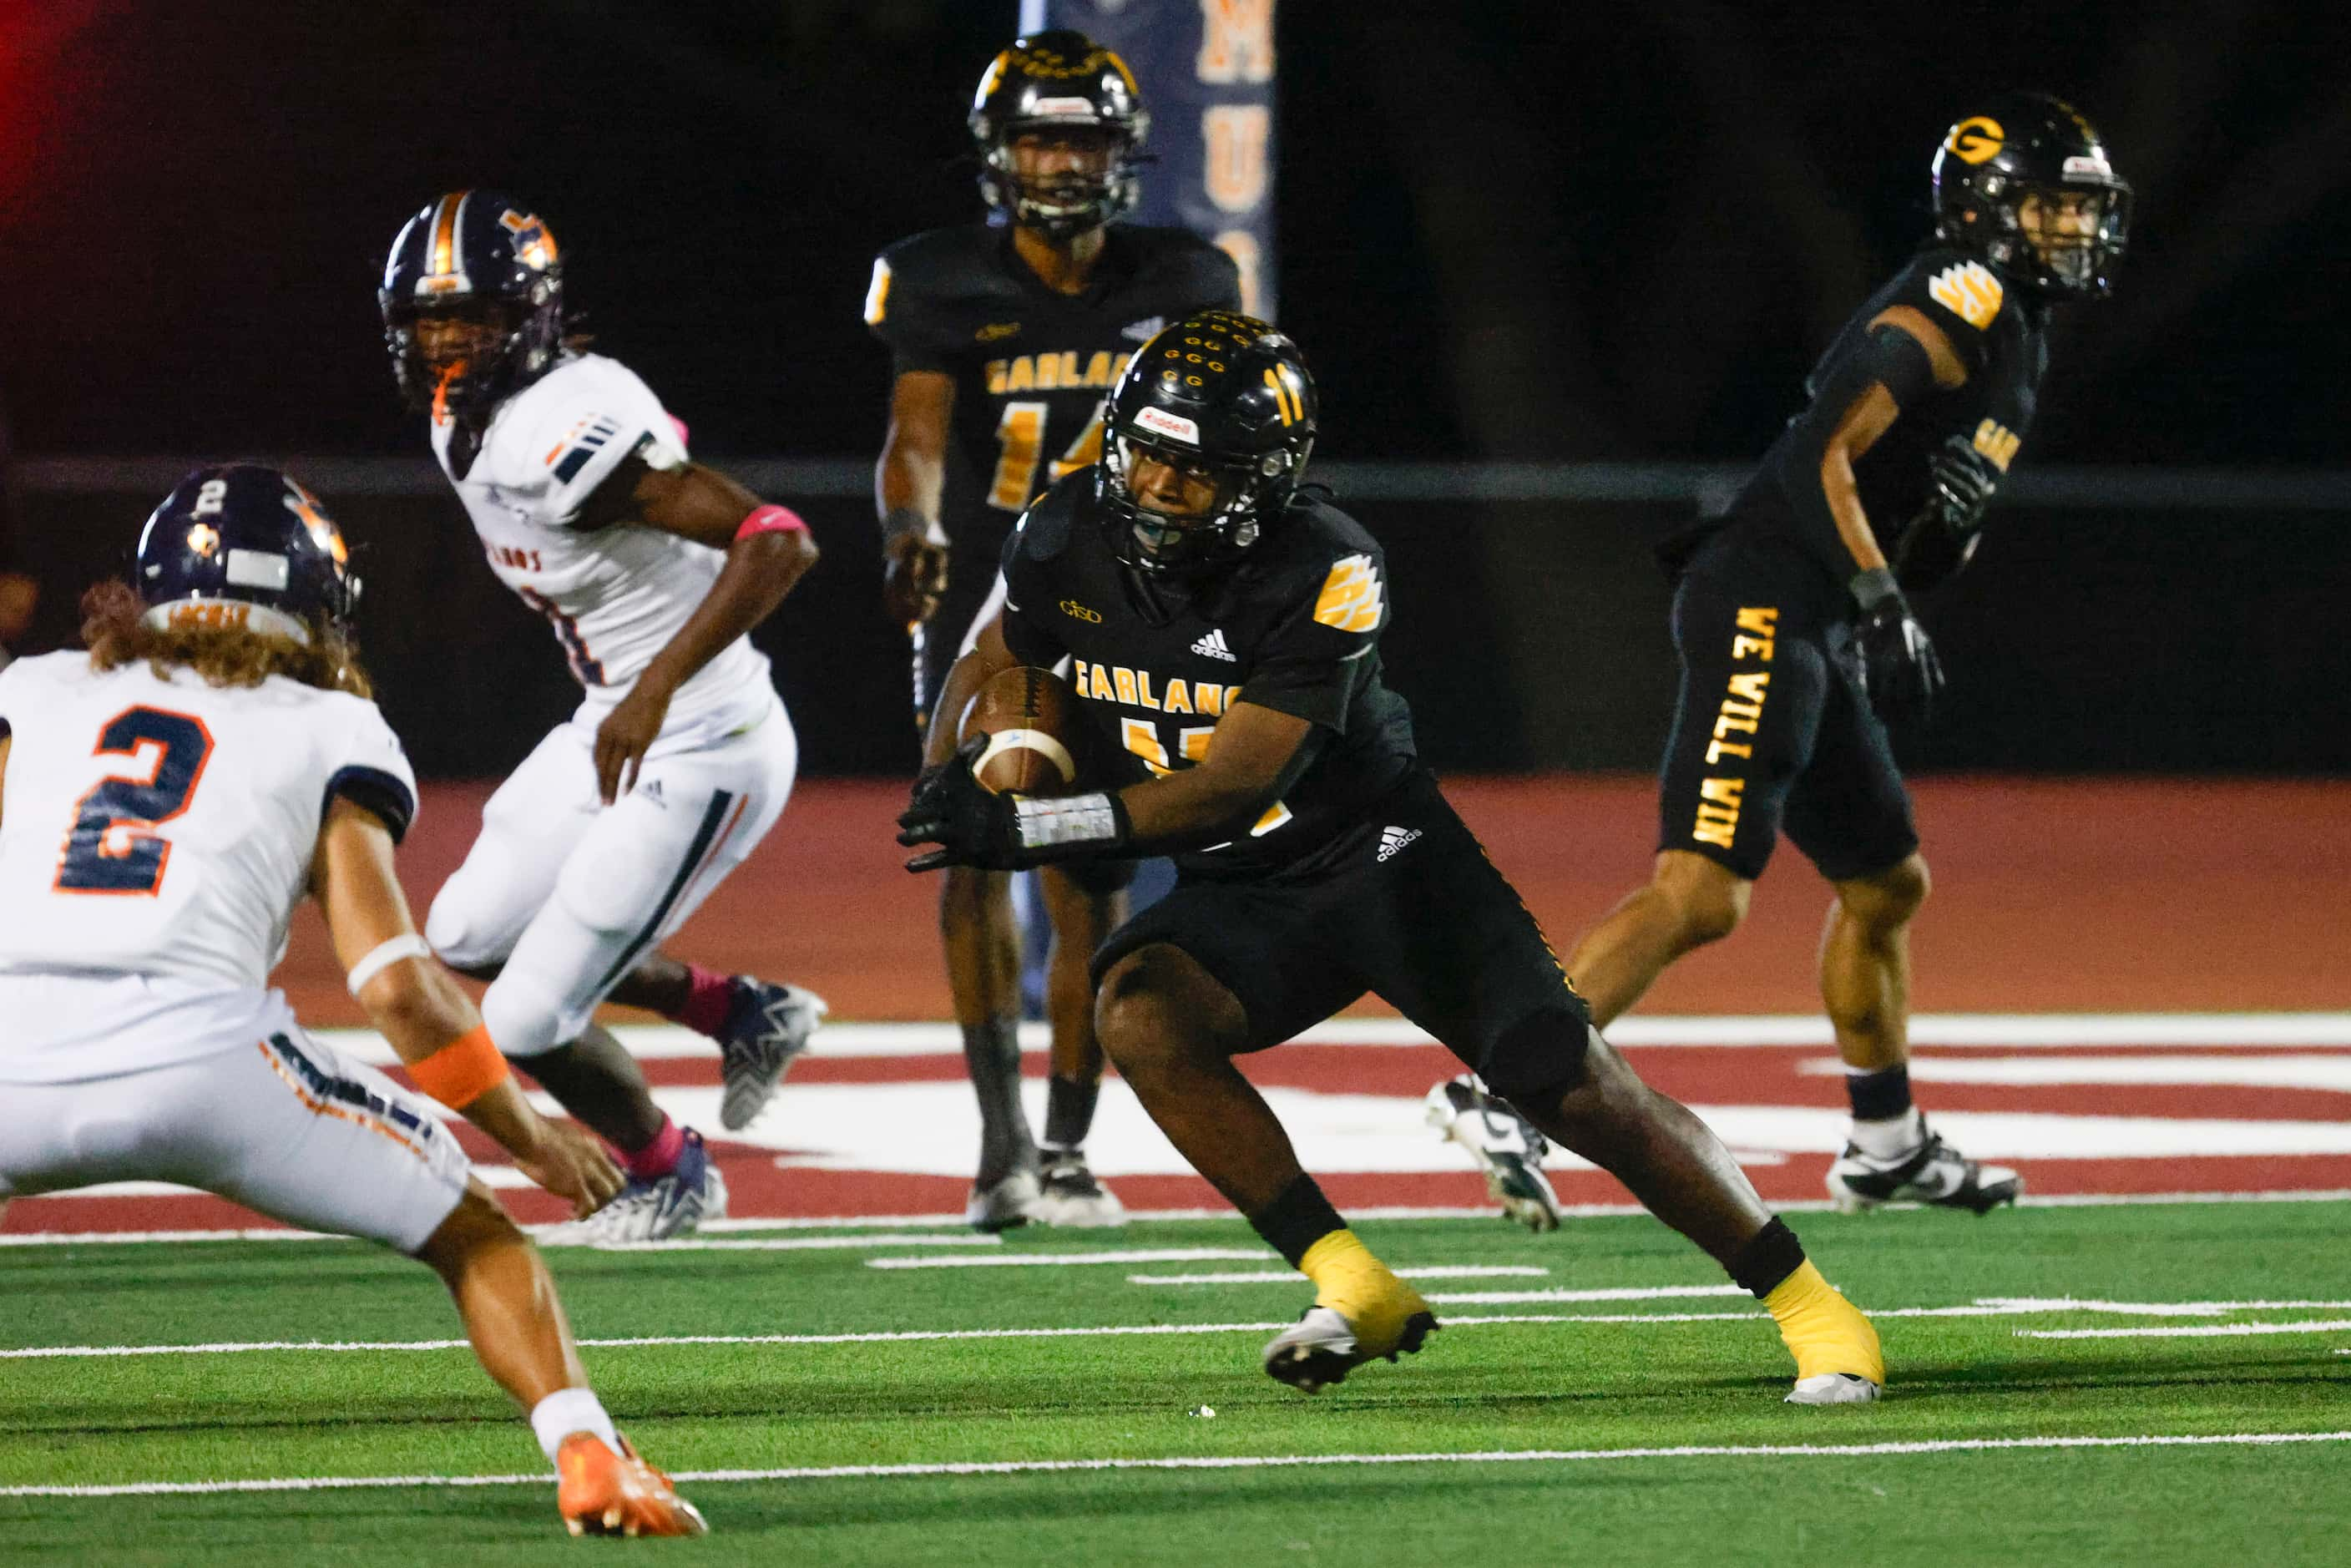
[[874, 226, 1010, 306], [1014, 472, 1090, 560], [1907, 248, 2010, 335], [483, 356, 680, 515]]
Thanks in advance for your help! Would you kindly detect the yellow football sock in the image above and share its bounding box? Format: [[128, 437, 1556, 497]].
[[1764, 1261, 1885, 1386], [1298, 1229, 1430, 1355]]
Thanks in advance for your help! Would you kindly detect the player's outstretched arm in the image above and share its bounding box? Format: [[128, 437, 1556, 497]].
[[877, 370, 954, 627], [311, 797, 623, 1216], [573, 455, 822, 801]]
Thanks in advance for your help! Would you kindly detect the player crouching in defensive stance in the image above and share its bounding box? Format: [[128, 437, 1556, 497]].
[[902, 315, 1884, 1403], [381, 191, 827, 1241], [0, 468, 702, 1535]]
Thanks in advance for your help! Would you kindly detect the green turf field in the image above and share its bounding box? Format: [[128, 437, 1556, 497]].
[[6, 1201, 2350, 1564]]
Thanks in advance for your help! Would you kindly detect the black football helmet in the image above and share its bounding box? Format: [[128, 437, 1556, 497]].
[[1932, 94, 2131, 299], [379, 189, 564, 423], [969, 30, 1148, 238], [134, 465, 360, 647], [1098, 311, 1317, 580]]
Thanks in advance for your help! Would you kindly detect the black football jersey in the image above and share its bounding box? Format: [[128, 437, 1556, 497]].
[[865, 222, 1243, 548], [997, 478, 1418, 878], [1707, 247, 2050, 594]]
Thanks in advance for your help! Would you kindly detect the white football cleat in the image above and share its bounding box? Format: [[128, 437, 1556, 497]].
[[1827, 1125, 2021, 1215], [542, 1130, 728, 1246], [1262, 1297, 1438, 1394], [965, 1167, 1042, 1233], [1787, 1373, 1883, 1405], [1425, 1075, 1563, 1232], [1032, 1150, 1128, 1228]]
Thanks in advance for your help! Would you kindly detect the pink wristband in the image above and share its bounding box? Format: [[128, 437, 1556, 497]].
[[736, 503, 807, 541]]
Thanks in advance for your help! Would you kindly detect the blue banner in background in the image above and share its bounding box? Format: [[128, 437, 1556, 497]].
[[1022, 0, 1277, 321]]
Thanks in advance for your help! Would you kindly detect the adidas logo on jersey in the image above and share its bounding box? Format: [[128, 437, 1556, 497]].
[[1122, 316, 1166, 342], [1190, 628, 1236, 662], [1377, 825, 1422, 862]]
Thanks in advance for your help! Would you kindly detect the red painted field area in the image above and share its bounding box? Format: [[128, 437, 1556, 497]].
[[7, 776, 2346, 1237]]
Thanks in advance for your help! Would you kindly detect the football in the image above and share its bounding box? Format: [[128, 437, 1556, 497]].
[[958, 665, 1086, 796]]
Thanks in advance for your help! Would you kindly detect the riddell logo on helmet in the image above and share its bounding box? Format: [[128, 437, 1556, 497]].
[[1029, 96, 1098, 118], [2062, 154, 2113, 181], [1133, 407, 1201, 445], [1945, 116, 2004, 164]]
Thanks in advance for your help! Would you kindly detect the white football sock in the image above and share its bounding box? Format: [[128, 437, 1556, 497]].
[[1847, 1106, 1926, 1160], [531, 1386, 620, 1468]]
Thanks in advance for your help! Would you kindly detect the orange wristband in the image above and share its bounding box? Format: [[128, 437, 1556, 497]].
[[409, 1024, 511, 1110]]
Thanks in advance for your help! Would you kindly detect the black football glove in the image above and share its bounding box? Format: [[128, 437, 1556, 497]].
[[897, 736, 1130, 873], [1894, 435, 1997, 593], [1849, 566, 1945, 729]]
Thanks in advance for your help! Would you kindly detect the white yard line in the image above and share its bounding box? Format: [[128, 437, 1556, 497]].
[[2016, 1320, 2351, 1340], [15, 1296, 2351, 1361], [8, 1430, 2348, 1499], [867, 1247, 1275, 1269], [547, 1233, 999, 1253], [1128, 1266, 1550, 1285]]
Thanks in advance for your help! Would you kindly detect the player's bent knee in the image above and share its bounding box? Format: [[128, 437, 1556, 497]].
[[1095, 945, 1239, 1075], [1656, 852, 1751, 945], [1840, 852, 1930, 929], [483, 972, 570, 1061], [415, 1179, 525, 1273], [1478, 1005, 1598, 1108], [423, 888, 509, 974]]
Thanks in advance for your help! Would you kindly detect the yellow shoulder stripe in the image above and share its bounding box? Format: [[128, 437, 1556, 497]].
[[863, 259, 892, 326], [1312, 554, 1383, 633], [1926, 260, 2004, 331]]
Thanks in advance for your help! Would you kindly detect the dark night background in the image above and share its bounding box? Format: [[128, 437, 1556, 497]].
[[3, 1, 2346, 776]]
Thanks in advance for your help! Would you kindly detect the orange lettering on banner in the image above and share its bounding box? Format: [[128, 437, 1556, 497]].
[[1196, 0, 1276, 84], [1204, 105, 1272, 213]]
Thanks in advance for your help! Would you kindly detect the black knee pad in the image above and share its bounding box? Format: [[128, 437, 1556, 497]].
[[1476, 1004, 1595, 1109]]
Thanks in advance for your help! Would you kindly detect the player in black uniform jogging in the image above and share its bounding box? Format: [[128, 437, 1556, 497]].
[[1540, 94, 2130, 1214], [867, 31, 1242, 1231], [900, 311, 1884, 1403]]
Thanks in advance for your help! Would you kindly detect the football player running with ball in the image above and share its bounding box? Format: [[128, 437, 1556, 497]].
[[381, 191, 826, 1242], [901, 313, 1884, 1404], [0, 469, 701, 1535], [1514, 95, 2129, 1214], [867, 31, 1242, 1230]]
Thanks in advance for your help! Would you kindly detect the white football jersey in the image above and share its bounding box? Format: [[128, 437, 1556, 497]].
[[0, 653, 417, 1054], [430, 352, 776, 743]]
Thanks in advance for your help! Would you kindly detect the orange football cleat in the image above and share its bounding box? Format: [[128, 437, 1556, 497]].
[[556, 1431, 708, 1538]]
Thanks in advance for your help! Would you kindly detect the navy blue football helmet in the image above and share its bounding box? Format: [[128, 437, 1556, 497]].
[[379, 189, 564, 423], [134, 465, 360, 646]]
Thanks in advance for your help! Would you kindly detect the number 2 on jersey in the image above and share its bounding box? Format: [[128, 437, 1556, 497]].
[[54, 706, 215, 895], [988, 402, 1105, 512]]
